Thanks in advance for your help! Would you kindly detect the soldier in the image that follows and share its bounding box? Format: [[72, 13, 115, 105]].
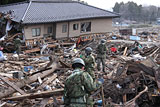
[[64, 58, 101, 107], [14, 37, 21, 55], [82, 47, 96, 80], [96, 39, 107, 72]]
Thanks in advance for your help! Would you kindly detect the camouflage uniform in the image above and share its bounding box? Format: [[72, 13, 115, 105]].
[[64, 68, 101, 107], [96, 43, 107, 72], [14, 38, 21, 55], [82, 54, 96, 80]]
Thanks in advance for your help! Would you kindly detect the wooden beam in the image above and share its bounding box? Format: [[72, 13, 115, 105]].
[[24, 48, 40, 54], [0, 75, 26, 95], [123, 47, 128, 56], [3, 89, 64, 101], [101, 86, 106, 107], [123, 94, 127, 103], [6, 33, 22, 42]]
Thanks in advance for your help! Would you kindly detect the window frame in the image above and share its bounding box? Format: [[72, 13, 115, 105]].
[[32, 28, 41, 37], [48, 26, 53, 34], [73, 23, 79, 30], [62, 24, 67, 33], [80, 22, 91, 33]]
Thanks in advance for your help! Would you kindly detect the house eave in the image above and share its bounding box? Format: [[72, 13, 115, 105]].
[[22, 16, 120, 25]]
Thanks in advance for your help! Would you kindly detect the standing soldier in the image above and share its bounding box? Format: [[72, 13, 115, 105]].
[[64, 58, 101, 107], [14, 37, 21, 55], [96, 39, 107, 72], [81, 47, 96, 80]]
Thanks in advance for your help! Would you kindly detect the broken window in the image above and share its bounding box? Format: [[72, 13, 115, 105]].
[[73, 23, 79, 30], [62, 24, 67, 33], [48, 26, 53, 34], [32, 28, 41, 37], [81, 22, 91, 33]]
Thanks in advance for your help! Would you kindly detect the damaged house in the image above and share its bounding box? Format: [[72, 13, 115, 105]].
[[0, 0, 119, 41]]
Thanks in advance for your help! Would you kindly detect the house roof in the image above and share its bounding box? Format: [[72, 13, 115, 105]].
[[0, 0, 120, 24], [0, 2, 29, 22]]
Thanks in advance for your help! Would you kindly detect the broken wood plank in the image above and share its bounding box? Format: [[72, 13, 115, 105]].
[[0, 75, 26, 95], [123, 94, 127, 103], [39, 56, 54, 71], [0, 63, 57, 99], [123, 47, 128, 56], [31, 56, 55, 76], [24, 48, 40, 54], [36, 74, 57, 90], [6, 33, 23, 42], [101, 86, 106, 107], [0, 73, 12, 78], [149, 48, 160, 57], [8, 61, 24, 65], [3, 89, 64, 101]]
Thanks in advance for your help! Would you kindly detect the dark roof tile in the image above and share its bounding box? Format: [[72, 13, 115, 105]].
[[0, 2, 29, 22], [0, 1, 120, 23]]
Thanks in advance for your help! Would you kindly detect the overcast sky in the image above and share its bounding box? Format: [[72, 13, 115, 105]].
[[84, 0, 160, 11]]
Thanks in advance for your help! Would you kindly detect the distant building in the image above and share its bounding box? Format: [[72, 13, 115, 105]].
[[0, 0, 119, 40]]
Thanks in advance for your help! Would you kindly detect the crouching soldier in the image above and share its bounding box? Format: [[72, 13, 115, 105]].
[[64, 58, 102, 107]]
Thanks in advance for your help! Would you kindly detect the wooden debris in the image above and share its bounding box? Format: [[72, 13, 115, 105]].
[[125, 86, 148, 106], [24, 48, 40, 54], [123, 47, 128, 56], [3, 89, 64, 101], [0, 63, 57, 99], [0, 75, 26, 95], [36, 74, 57, 90], [101, 86, 106, 107]]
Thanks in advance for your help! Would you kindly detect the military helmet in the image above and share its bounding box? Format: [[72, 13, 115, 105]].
[[85, 47, 92, 54], [72, 58, 85, 66], [101, 39, 106, 44]]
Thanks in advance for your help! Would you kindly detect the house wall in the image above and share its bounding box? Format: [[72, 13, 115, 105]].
[[56, 22, 68, 38], [24, 23, 53, 40], [24, 18, 112, 39], [56, 18, 113, 38]]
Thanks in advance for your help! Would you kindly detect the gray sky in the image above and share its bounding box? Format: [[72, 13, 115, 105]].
[[84, 0, 160, 11]]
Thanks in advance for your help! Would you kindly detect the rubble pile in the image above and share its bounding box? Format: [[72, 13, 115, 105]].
[[0, 36, 160, 106]]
